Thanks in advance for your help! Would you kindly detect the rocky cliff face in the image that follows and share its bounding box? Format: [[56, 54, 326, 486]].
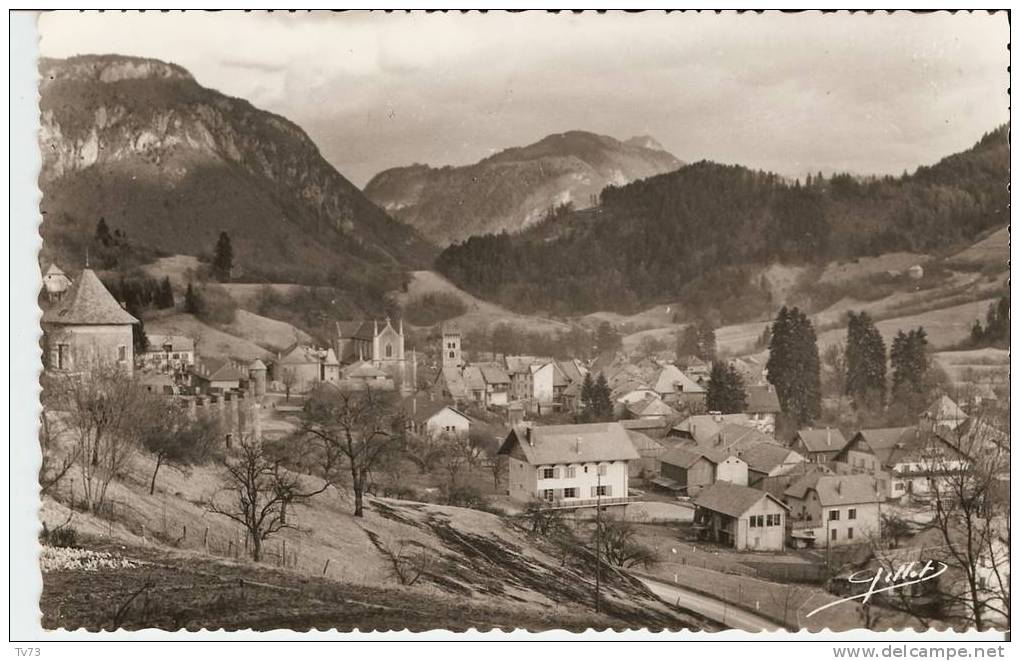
[[364, 130, 683, 246], [38, 54, 434, 279]]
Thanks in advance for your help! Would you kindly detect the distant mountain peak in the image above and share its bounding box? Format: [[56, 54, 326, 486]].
[[365, 130, 684, 245]]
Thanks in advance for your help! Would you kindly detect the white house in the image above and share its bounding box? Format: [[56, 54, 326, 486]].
[[530, 361, 569, 410], [139, 334, 195, 374], [498, 422, 639, 508], [784, 472, 882, 546], [402, 393, 472, 438], [693, 481, 789, 551]]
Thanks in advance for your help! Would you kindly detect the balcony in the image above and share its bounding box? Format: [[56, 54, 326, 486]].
[[538, 496, 633, 510]]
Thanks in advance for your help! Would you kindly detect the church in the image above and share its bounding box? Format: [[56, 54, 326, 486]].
[[334, 318, 415, 392]]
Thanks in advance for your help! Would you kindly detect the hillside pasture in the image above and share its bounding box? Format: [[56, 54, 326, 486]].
[[146, 313, 272, 362]]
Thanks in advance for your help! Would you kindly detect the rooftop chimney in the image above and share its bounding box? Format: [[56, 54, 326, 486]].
[[525, 427, 533, 447], [826, 427, 832, 446], [576, 436, 582, 455], [835, 480, 842, 495]]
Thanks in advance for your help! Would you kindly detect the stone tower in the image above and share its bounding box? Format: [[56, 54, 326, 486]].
[[442, 325, 462, 368]]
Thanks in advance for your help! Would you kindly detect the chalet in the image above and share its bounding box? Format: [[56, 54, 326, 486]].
[[792, 427, 848, 464], [651, 364, 707, 408], [784, 472, 882, 546], [479, 364, 512, 406], [139, 334, 195, 374], [744, 384, 781, 434], [657, 444, 748, 496], [498, 422, 639, 508], [741, 442, 807, 487], [693, 481, 789, 551], [921, 395, 968, 431], [504, 355, 540, 401], [402, 392, 471, 438], [190, 357, 247, 393], [41, 268, 138, 374], [530, 361, 570, 411]]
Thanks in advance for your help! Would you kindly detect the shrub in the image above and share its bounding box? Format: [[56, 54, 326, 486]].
[[40, 522, 79, 548], [402, 292, 468, 326]]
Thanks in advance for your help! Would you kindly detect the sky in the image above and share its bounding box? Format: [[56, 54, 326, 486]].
[[38, 11, 1009, 187]]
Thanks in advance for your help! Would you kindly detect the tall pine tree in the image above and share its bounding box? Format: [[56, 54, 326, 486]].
[[706, 362, 747, 414], [845, 311, 887, 408], [766, 306, 821, 426], [213, 231, 234, 282]]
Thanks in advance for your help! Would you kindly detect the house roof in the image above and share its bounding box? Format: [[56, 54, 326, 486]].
[[40, 269, 138, 325], [249, 358, 267, 371], [463, 365, 486, 390], [625, 430, 664, 454], [556, 359, 586, 384], [652, 364, 706, 395], [343, 360, 389, 379], [505, 355, 542, 375], [44, 263, 67, 277], [479, 364, 511, 385], [850, 427, 918, 467], [923, 395, 968, 424], [795, 428, 848, 454], [145, 334, 195, 353], [811, 474, 883, 506], [660, 444, 727, 469], [620, 418, 670, 431], [440, 366, 469, 399], [745, 385, 782, 414], [401, 393, 466, 425], [190, 357, 246, 382], [694, 481, 787, 518], [670, 413, 752, 443], [279, 344, 324, 365], [740, 442, 801, 474], [498, 422, 640, 465], [627, 397, 679, 418]]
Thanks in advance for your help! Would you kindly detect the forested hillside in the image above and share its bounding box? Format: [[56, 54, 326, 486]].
[[436, 126, 1008, 320]]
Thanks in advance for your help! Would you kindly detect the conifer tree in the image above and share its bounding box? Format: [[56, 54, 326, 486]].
[[184, 282, 203, 315], [766, 306, 821, 425], [158, 277, 175, 309], [213, 231, 234, 282], [579, 372, 596, 422], [845, 311, 887, 408], [591, 373, 613, 421], [706, 362, 747, 414]]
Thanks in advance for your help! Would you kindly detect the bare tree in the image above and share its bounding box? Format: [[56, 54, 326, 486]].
[[281, 367, 297, 402], [45, 367, 159, 512], [435, 431, 475, 491], [299, 385, 404, 518], [38, 409, 78, 497], [206, 435, 328, 562], [378, 539, 438, 586], [592, 515, 657, 569], [916, 408, 1010, 630], [140, 402, 221, 494]]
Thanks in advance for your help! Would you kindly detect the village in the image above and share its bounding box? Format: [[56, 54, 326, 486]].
[[36, 259, 1011, 632]]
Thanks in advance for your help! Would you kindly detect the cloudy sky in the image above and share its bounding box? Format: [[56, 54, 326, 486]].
[[38, 11, 1009, 186]]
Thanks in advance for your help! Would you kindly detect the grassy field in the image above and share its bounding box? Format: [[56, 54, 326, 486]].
[[146, 312, 273, 362]]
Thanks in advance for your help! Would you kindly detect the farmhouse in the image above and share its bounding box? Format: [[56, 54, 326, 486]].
[[668, 412, 757, 445], [921, 395, 968, 431], [651, 363, 707, 408], [626, 396, 679, 421], [693, 481, 789, 551], [41, 268, 138, 374], [625, 429, 665, 477], [498, 422, 639, 508], [657, 444, 748, 496], [402, 392, 471, 438], [189, 357, 248, 393], [784, 472, 882, 546], [741, 442, 807, 486], [792, 427, 849, 464]]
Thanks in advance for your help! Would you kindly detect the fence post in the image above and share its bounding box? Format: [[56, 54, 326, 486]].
[[203, 526, 209, 553], [282, 540, 287, 567], [323, 559, 330, 576]]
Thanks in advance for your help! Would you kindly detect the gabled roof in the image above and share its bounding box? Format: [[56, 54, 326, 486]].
[[556, 359, 587, 384], [713, 423, 772, 453], [463, 365, 487, 390], [745, 385, 782, 414], [44, 263, 67, 277], [660, 444, 727, 469], [620, 418, 670, 431], [190, 357, 246, 382], [145, 334, 195, 353], [694, 481, 788, 518], [344, 360, 388, 379], [791, 474, 883, 506], [498, 422, 640, 465], [279, 344, 324, 365], [479, 364, 511, 385], [40, 269, 138, 325], [670, 413, 752, 444], [652, 364, 706, 395], [849, 427, 918, 468], [923, 395, 968, 424], [740, 442, 802, 474], [440, 366, 469, 399], [336, 320, 376, 341], [627, 397, 679, 418], [505, 355, 542, 375], [401, 393, 467, 425], [795, 428, 848, 454], [625, 430, 664, 453], [249, 358, 267, 371]]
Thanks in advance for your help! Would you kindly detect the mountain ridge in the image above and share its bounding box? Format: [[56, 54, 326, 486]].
[[364, 129, 683, 245], [38, 54, 435, 286]]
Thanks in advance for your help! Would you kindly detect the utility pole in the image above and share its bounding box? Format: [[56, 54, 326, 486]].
[[595, 469, 602, 614]]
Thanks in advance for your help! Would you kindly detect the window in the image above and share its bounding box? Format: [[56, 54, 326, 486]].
[[449, 351, 455, 358], [766, 514, 781, 526], [829, 510, 840, 521], [56, 343, 68, 370], [848, 508, 857, 520], [385, 344, 393, 358], [847, 527, 854, 540], [831, 529, 838, 541], [542, 468, 555, 479], [597, 464, 607, 476], [118, 345, 127, 361], [543, 489, 555, 502], [563, 488, 577, 498], [565, 466, 576, 478]]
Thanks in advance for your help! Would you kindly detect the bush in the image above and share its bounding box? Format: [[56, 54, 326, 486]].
[[40, 522, 79, 548], [444, 485, 499, 513]]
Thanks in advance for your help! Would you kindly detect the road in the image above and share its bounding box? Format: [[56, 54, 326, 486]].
[[634, 573, 781, 632]]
